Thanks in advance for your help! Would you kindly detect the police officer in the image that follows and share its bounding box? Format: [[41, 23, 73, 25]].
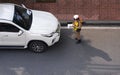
[[73, 15, 83, 43]]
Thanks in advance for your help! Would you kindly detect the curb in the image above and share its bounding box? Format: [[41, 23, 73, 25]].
[[60, 21, 120, 27], [61, 26, 120, 29]]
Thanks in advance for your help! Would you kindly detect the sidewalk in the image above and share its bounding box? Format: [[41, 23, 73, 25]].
[[60, 21, 120, 27]]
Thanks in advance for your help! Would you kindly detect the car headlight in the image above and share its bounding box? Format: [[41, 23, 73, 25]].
[[56, 24, 61, 33], [41, 32, 55, 37]]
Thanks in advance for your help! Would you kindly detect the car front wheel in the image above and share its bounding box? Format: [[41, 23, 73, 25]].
[[29, 41, 47, 53]]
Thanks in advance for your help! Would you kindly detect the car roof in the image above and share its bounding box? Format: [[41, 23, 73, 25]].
[[0, 3, 15, 21]]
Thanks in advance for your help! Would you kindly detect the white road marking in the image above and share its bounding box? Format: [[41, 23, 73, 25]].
[[10, 67, 30, 75]]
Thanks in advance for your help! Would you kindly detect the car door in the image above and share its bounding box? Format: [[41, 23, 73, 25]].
[[0, 23, 26, 46]]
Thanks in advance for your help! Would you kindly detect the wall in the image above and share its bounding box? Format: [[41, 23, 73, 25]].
[[0, 0, 120, 21]]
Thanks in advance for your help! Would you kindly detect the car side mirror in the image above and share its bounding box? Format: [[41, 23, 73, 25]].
[[18, 30, 24, 36]]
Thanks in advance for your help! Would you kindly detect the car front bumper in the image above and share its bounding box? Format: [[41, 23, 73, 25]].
[[47, 33, 60, 46]]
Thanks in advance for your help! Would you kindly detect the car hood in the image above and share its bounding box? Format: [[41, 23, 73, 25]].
[[30, 10, 58, 34]]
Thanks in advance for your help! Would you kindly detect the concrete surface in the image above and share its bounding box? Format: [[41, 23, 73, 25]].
[[0, 29, 120, 75]]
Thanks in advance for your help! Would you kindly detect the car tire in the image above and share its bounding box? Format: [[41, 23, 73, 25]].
[[29, 41, 47, 53]]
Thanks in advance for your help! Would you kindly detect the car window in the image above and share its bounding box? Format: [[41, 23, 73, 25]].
[[0, 23, 20, 32], [13, 5, 32, 30]]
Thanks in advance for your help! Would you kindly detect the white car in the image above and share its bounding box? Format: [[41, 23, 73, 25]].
[[0, 3, 60, 52]]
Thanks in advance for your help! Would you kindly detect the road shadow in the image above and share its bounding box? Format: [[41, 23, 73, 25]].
[[78, 36, 112, 62], [49, 29, 112, 62]]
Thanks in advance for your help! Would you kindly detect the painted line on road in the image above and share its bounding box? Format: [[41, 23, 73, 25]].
[[61, 27, 120, 29]]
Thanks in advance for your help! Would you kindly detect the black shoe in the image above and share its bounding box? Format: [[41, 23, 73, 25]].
[[75, 38, 78, 40], [76, 39, 81, 44]]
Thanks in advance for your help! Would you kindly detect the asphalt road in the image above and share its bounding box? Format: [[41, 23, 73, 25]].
[[0, 29, 120, 75]]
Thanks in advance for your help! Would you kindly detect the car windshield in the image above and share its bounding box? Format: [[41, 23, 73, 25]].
[[13, 5, 32, 30]]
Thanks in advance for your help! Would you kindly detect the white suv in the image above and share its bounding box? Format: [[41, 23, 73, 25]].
[[0, 3, 60, 52]]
